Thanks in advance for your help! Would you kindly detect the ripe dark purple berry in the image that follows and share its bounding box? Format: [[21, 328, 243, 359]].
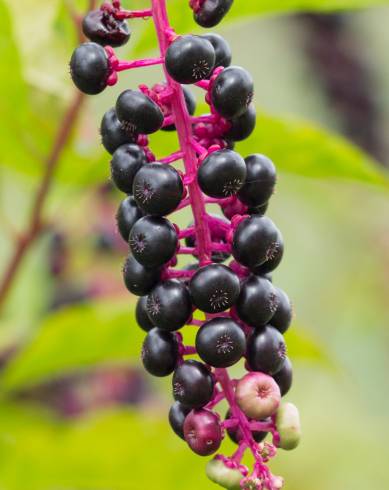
[[198, 149, 246, 198], [169, 401, 191, 439], [141, 328, 178, 377], [135, 296, 155, 332], [82, 9, 130, 47], [225, 105, 256, 142], [116, 90, 164, 135], [211, 66, 254, 119], [165, 35, 215, 84], [129, 216, 178, 268], [173, 360, 215, 409], [238, 154, 277, 208], [146, 279, 192, 331], [236, 275, 278, 328], [100, 108, 137, 155], [232, 215, 281, 269], [272, 356, 293, 396], [271, 288, 293, 334], [133, 163, 184, 216], [111, 144, 147, 194], [184, 409, 222, 456], [116, 196, 144, 242], [189, 264, 240, 313], [225, 410, 268, 444], [162, 87, 196, 131], [122, 255, 161, 296], [194, 0, 234, 28], [201, 33, 232, 68], [252, 228, 284, 275], [196, 317, 246, 368], [70, 42, 110, 95], [247, 326, 287, 375]]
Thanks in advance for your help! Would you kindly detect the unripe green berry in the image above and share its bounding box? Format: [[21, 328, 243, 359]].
[[275, 402, 301, 450], [206, 458, 242, 490]]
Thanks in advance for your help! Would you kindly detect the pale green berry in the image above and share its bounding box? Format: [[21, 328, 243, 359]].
[[275, 402, 301, 450], [206, 458, 243, 490]]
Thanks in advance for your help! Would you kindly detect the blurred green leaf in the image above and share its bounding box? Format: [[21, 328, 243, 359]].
[[1, 300, 144, 393], [286, 325, 333, 366], [0, 404, 217, 490]]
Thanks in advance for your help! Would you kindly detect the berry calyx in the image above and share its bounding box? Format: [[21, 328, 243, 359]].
[[172, 360, 215, 409], [141, 328, 179, 377], [165, 35, 216, 84], [70, 42, 110, 95], [183, 409, 222, 456], [82, 9, 130, 47], [235, 372, 281, 420]]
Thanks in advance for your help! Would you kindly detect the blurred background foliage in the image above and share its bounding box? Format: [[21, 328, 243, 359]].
[[0, 0, 389, 489]]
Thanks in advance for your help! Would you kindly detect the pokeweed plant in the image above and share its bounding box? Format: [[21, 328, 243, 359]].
[[69, 1, 301, 489]]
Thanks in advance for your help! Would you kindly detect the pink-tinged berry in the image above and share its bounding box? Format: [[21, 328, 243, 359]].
[[235, 372, 281, 420], [183, 409, 222, 456]]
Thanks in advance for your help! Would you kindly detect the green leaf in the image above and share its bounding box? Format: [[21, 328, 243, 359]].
[[286, 325, 333, 366], [1, 300, 144, 393]]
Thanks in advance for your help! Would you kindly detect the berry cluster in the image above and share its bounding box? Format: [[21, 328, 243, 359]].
[[70, 1, 301, 489]]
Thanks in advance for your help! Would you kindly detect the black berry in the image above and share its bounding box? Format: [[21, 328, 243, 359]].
[[165, 35, 215, 84], [225, 105, 256, 142], [236, 275, 278, 328], [194, 0, 234, 28], [196, 317, 246, 368], [101, 108, 137, 155], [249, 201, 269, 216], [201, 33, 232, 68], [232, 215, 281, 269], [273, 356, 293, 396], [238, 154, 276, 208], [82, 9, 130, 47], [70, 42, 110, 95], [198, 149, 246, 198], [146, 279, 192, 331], [247, 326, 286, 375], [116, 196, 144, 242], [122, 255, 161, 296], [189, 264, 240, 313], [162, 87, 196, 131], [129, 216, 178, 268], [172, 360, 215, 408], [116, 90, 164, 135], [111, 144, 147, 194], [271, 288, 293, 334], [135, 296, 155, 332], [211, 66, 254, 119], [141, 328, 178, 377], [169, 401, 191, 439], [133, 163, 184, 216], [252, 228, 284, 274]]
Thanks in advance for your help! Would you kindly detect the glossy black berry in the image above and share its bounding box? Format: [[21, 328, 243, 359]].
[[249, 201, 269, 216], [141, 328, 178, 377], [196, 317, 246, 368], [201, 33, 232, 68], [135, 296, 155, 332], [194, 0, 234, 28], [198, 149, 246, 198], [232, 215, 281, 269], [271, 288, 293, 334], [211, 66, 254, 119], [162, 87, 196, 131], [111, 144, 147, 194], [225, 410, 268, 444], [122, 255, 161, 296], [116, 196, 144, 242], [173, 360, 215, 409], [272, 356, 293, 396], [225, 105, 256, 142], [133, 163, 184, 216], [236, 275, 278, 328], [247, 326, 286, 375], [252, 229, 284, 274], [70, 42, 110, 95], [189, 264, 240, 313], [169, 402, 191, 439], [238, 154, 276, 208], [185, 214, 230, 263], [101, 108, 137, 155], [116, 90, 164, 135], [146, 279, 192, 331], [82, 9, 130, 47], [129, 216, 178, 268], [165, 35, 215, 84]]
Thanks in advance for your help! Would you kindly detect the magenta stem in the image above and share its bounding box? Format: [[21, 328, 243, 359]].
[[115, 57, 164, 72], [195, 80, 210, 90], [191, 139, 207, 156], [191, 114, 215, 123], [114, 8, 153, 19], [159, 150, 184, 164]]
